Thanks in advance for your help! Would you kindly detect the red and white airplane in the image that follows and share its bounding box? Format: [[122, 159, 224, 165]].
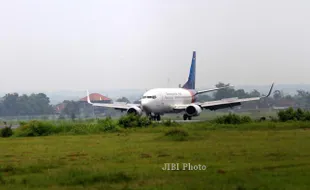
[[87, 51, 274, 121]]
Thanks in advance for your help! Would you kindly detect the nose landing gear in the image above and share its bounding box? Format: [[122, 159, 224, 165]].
[[148, 113, 161, 121], [183, 114, 192, 121]]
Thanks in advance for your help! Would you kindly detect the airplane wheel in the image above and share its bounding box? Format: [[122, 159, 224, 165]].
[[156, 115, 161, 121], [188, 116, 192, 120], [183, 114, 188, 120], [149, 115, 155, 121]]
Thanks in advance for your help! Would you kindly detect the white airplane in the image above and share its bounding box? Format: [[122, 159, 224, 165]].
[[86, 51, 274, 121]]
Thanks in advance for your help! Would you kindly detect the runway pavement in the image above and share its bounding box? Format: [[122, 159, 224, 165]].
[[169, 119, 203, 123], [0, 125, 20, 129]]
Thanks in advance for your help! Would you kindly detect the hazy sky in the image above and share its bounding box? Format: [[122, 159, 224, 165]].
[[0, 0, 309, 92]]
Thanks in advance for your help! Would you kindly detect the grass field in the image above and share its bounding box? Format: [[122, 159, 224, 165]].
[[1, 122, 310, 190]]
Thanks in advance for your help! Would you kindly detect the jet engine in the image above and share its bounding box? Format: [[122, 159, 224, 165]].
[[126, 106, 142, 115], [185, 104, 202, 117]]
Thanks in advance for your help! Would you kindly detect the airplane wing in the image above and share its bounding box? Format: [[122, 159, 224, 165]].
[[86, 90, 141, 111], [195, 84, 233, 95], [174, 83, 274, 111]]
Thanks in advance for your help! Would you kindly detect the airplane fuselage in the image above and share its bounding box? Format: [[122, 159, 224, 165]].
[[141, 88, 197, 114]]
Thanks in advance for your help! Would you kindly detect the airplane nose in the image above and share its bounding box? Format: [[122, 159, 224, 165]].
[[141, 99, 152, 112]]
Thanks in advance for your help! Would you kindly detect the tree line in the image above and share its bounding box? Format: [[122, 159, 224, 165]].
[[0, 93, 54, 116], [1, 82, 310, 117]]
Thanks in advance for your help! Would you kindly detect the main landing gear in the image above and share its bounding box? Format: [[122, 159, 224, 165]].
[[183, 114, 192, 121], [148, 114, 161, 121]]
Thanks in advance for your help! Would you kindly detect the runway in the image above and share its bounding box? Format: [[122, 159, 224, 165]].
[[167, 119, 203, 123], [0, 125, 20, 129]]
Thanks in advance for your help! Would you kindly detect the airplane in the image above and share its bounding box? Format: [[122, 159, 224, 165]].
[[86, 51, 274, 121]]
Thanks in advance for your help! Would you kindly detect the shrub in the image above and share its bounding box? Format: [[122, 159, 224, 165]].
[[213, 113, 252, 124], [68, 123, 94, 135], [16, 120, 55, 137], [1, 126, 13, 137], [97, 117, 118, 132], [240, 115, 252, 123], [277, 107, 310, 122], [165, 128, 189, 141], [118, 114, 152, 128], [136, 116, 152, 127], [277, 107, 296, 122]]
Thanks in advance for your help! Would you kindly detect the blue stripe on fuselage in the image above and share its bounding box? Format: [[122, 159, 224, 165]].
[[186, 89, 198, 103]]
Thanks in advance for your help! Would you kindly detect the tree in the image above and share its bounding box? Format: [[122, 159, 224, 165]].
[[2, 93, 19, 116], [296, 90, 309, 98], [213, 82, 235, 100], [133, 100, 141, 104], [273, 90, 283, 100], [284, 95, 294, 101], [294, 90, 310, 108], [234, 89, 249, 99], [116, 97, 130, 103], [62, 101, 80, 120], [249, 89, 260, 97], [0, 92, 54, 116], [197, 94, 213, 102]]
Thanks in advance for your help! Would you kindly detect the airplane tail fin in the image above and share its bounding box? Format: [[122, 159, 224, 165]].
[[182, 51, 196, 89], [86, 90, 93, 105]]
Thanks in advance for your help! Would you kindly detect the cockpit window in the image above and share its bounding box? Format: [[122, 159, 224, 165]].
[[142, 95, 156, 99]]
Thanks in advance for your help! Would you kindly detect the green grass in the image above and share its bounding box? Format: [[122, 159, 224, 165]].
[[1, 122, 310, 189]]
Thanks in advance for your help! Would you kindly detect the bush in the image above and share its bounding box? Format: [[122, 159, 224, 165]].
[[67, 123, 95, 135], [16, 120, 55, 137], [136, 116, 152, 127], [277, 107, 310, 122], [213, 113, 252, 124], [0, 126, 13, 137], [277, 107, 296, 122], [14, 118, 122, 137], [118, 114, 152, 128], [165, 128, 189, 141], [97, 117, 118, 132]]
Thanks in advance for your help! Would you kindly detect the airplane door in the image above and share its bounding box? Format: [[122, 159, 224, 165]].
[[161, 92, 164, 106]]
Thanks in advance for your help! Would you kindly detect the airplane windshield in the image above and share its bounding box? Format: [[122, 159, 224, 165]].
[[142, 96, 156, 99]]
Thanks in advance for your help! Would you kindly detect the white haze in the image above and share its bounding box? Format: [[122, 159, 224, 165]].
[[0, 0, 309, 93]]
